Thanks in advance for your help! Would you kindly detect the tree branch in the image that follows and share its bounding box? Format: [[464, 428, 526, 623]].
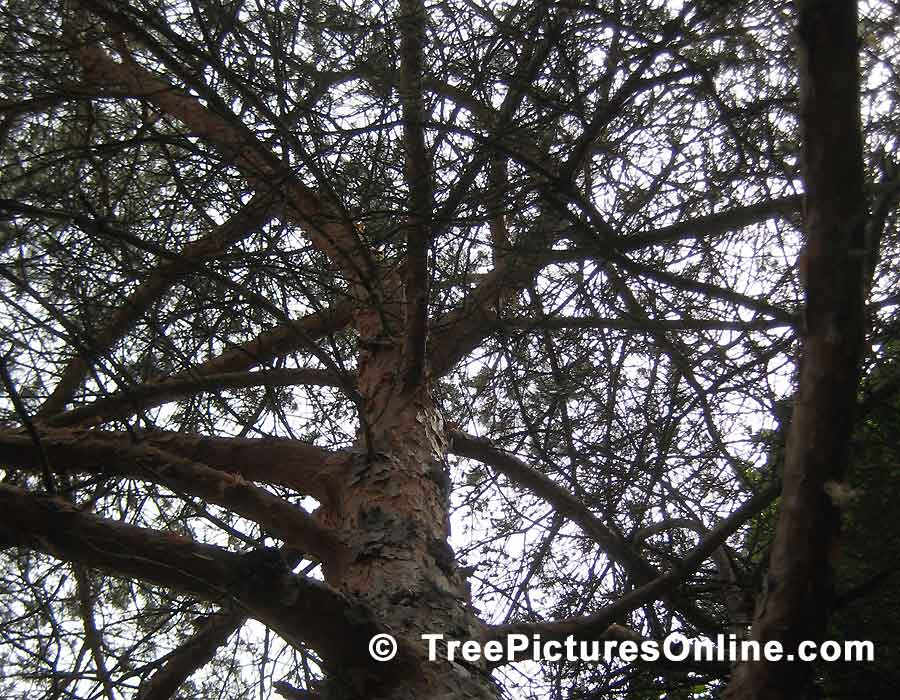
[[500, 315, 791, 333], [274, 680, 320, 700], [45, 368, 352, 429], [429, 193, 803, 377], [448, 430, 750, 633], [0, 429, 351, 567], [120, 429, 346, 503], [0, 485, 417, 690], [613, 256, 796, 325], [70, 3, 374, 289], [34, 192, 277, 417], [72, 563, 117, 700], [485, 483, 778, 649], [449, 430, 655, 580], [136, 609, 244, 700]]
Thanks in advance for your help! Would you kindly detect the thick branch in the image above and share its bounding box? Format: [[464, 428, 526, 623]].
[[449, 430, 656, 580], [0, 429, 350, 566], [1, 425, 349, 512], [168, 301, 355, 376], [430, 241, 553, 377], [274, 681, 320, 700], [71, 11, 373, 287], [129, 430, 345, 503], [617, 195, 802, 250], [613, 256, 796, 324], [0, 485, 416, 689], [429, 194, 802, 377]]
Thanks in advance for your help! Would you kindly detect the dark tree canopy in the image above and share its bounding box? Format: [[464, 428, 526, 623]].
[[0, 1, 897, 699]]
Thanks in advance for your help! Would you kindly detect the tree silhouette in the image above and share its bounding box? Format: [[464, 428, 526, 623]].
[[0, 1, 896, 699]]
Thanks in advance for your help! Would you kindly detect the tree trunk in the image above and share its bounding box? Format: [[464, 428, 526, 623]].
[[313, 279, 499, 699], [724, 1, 869, 698]]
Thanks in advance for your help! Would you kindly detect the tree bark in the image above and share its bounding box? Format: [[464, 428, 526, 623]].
[[724, 2, 869, 698], [307, 272, 498, 698]]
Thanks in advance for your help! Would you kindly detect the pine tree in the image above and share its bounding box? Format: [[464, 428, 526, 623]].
[[0, 1, 896, 698]]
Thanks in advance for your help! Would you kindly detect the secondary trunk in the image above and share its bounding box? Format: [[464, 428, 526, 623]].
[[724, 1, 869, 698]]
